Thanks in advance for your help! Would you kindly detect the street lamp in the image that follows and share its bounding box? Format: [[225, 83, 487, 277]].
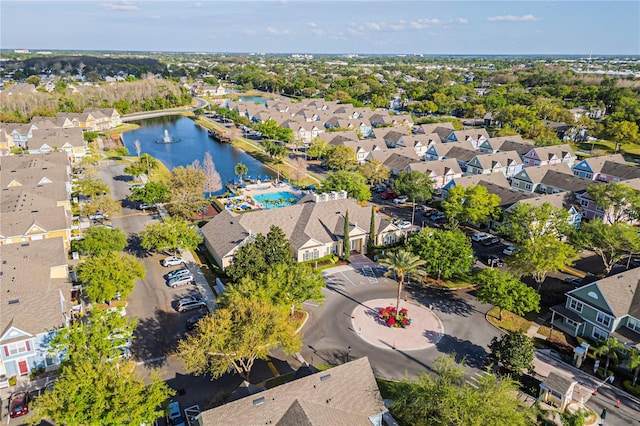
[[347, 346, 352, 363]]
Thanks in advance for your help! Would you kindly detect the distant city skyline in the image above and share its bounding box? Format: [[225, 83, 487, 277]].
[[2, 1, 639, 55]]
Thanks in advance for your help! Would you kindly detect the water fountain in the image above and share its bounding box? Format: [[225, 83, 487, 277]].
[[156, 129, 179, 144]]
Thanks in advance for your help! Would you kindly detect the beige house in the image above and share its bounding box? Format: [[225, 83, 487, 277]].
[[201, 192, 403, 270], [200, 357, 388, 426]]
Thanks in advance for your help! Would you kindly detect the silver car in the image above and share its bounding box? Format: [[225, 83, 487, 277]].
[[167, 275, 194, 288]]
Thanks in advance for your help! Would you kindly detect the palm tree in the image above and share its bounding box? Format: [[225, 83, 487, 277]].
[[628, 349, 640, 387], [379, 249, 426, 313], [234, 162, 248, 183], [593, 337, 625, 376]]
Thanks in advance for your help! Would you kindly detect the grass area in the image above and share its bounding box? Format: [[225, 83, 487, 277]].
[[486, 307, 534, 333], [425, 274, 475, 290], [291, 310, 307, 333], [112, 123, 140, 133], [376, 377, 405, 399]]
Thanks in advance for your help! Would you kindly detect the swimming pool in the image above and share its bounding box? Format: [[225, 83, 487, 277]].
[[253, 191, 300, 209]]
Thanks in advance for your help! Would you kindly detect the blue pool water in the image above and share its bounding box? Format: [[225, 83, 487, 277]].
[[253, 191, 300, 209]]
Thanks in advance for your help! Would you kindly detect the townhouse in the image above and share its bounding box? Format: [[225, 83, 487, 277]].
[[465, 151, 523, 178]]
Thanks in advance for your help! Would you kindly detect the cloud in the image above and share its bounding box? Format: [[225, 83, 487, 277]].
[[365, 22, 383, 31], [101, 1, 138, 11], [487, 14, 538, 22], [389, 20, 407, 31], [265, 27, 291, 36], [409, 18, 441, 29], [195, 2, 202, 7], [453, 17, 468, 24], [307, 22, 317, 28]]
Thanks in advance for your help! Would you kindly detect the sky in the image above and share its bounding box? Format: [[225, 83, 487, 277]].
[[1, 1, 639, 55]]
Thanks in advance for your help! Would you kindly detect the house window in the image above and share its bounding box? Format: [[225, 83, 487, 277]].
[[592, 326, 608, 340], [628, 318, 640, 333], [569, 299, 583, 313], [3, 341, 31, 356], [586, 173, 593, 179], [525, 183, 532, 191], [565, 318, 579, 328], [596, 312, 612, 328], [580, 199, 589, 207]]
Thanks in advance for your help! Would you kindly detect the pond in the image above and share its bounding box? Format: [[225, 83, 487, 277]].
[[121, 116, 275, 195]]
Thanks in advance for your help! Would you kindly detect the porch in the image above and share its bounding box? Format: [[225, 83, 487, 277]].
[[549, 305, 585, 337]]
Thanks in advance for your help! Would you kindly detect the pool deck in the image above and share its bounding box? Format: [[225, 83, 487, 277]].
[[221, 182, 306, 211]]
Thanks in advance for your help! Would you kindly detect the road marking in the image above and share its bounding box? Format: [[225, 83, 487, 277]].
[[340, 271, 357, 286], [111, 211, 151, 219], [136, 356, 166, 366]]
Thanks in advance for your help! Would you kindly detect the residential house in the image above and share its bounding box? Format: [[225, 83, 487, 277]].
[[382, 129, 410, 148], [3, 124, 35, 149], [575, 155, 640, 183], [85, 108, 122, 128], [200, 357, 388, 426], [321, 131, 360, 146], [445, 129, 490, 150], [574, 178, 640, 223], [441, 172, 512, 198], [201, 193, 403, 270], [405, 158, 462, 190], [0, 152, 73, 249], [283, 120, 322, 146], [0, 237, 75, 379], [465, 151, 523, 178], [522, 145, 576, 168], [550, 268, 640, 349], [440, 145, 478, 172], [412, 122, 455, 139], [511, 163, 577, 193], [516, 192, 583, 229], [27, 128, 88, 160], [477, 135, 526, 154], [539, 372, 578, 411], [381, 152, 421, 176], [571, 154, 626, 180]]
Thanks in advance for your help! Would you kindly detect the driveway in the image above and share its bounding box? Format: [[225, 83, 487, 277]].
[[300, 264, 500, 380]]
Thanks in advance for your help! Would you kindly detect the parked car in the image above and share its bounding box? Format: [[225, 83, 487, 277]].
[[502, 245, 518, 256], [138, 202, 154, 211], [381, 190, 398, 200], [88, 211, 105, 221], [167, 275, 194, 288], [176, 296, 206, 313], [165, 268, 192, 280], [9, 391, 29, 418], [397, 221, 412, 229], [564, 276, 584, 286], [429, 212, 445, 222], [481, 237, 501, 246], [186, 312, 207, 331], [166, 401, 186, 426], [162, 256, 184, 267], [393, 196, 408, 204], [472, 232, 492, 242], [482, 254, 504, 267]]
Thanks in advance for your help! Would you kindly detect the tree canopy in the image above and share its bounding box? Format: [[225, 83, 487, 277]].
[[83, 195, 122, 219], [379, 249, 426, 313], [357, 159, 390, 185], [389, 355, 534, 426], [30, 310, 172, 426], [321, 170, 371, 202], [177, 297, 301, 381], [166, 165, 207, 218], [129, 181, 170, 206], [124, 153, 159, 179], [138, 217, 203, 254], [408, 228, 474, 281], [225, 225, 293, 282], [489, 331, 535, 376], [511, 236, 577, 289], [441, 184, 501, 226], [586, 181, 640, 224], [476, 268, 540, 321], [78, 253, 146, 303], [75, 176, 110, 198], [500, 201, 572, 244], [75, 226, 127, 256], [574, 221, 640, 274], [325, 145, 357, 171]]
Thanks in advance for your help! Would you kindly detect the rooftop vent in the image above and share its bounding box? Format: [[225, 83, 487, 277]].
[[253, 397, 265, 406], [8, 299, 19, 305], [320, 374, 332, 382]]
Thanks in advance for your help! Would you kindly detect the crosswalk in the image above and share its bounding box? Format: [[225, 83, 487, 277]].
[[361, 266, 378, 283], [466, 370, 493, 389], [322, 267, 381, 295]]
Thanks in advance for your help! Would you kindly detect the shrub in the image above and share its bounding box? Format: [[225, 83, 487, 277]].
[[623, 380, 640, 396]]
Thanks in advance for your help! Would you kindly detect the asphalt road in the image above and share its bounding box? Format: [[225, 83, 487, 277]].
[[300, 265, 500, 380]]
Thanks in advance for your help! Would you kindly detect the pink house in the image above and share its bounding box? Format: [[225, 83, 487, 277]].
[[522, 144, 576, 167]]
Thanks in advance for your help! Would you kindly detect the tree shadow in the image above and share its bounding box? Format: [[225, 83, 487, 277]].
[[409, 285, 476, 317], [435, 334, 490, 370], [132, 308, 187, 365], [126, 233, 151, 258], [113, 174, 134, 182]]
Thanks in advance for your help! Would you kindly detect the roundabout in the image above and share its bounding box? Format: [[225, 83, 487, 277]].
[[350, 298, 444, 351]]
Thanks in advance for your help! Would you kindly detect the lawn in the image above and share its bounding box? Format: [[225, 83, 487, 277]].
[[486, 307, 534, 333]]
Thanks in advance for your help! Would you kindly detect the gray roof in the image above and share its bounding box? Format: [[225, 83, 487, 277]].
[[201, 197, 392, 259], [599, 161, 640, 180], [201, 357, 386, 426], [543, 371, 576, 393], [0, 237, 71, 337], [571, 268, 640, 318], [577, 154, 626, 174], [540, 169, 598, 193], [443, 145, 479, 162]]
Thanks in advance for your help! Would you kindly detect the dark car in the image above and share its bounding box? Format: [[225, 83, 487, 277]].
[[186, 312, 207, 331], [9, 391, 29, 418], [429, 212, 445, 222], [481, 237, 501, 246], [482, 254, 504, 267], [381, 190, 398, 200]]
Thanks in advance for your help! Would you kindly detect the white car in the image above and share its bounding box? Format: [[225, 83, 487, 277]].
[[161, 256, 184, 267], [471, 232, 491, 242], [503, 245, 518, 256], [393, 196, 408, 204], [397, 221, 412, 229]]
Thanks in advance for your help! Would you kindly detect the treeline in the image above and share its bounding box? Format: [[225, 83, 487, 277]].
[[0, 79, 191, 123], [18, 55, 166, 79]]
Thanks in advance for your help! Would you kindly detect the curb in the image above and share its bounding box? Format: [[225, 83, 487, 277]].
[[484, 309, 507, 336], [295, 310, 310, 334]]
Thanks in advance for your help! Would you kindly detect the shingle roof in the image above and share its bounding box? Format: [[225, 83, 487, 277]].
[[599, 161, 640, 180], [543, 372, 576, 394], [578, 154, 626, 174], [200, 357, 386, 426], [0, 237, 71, 336], [576, 269, 640, 318]]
